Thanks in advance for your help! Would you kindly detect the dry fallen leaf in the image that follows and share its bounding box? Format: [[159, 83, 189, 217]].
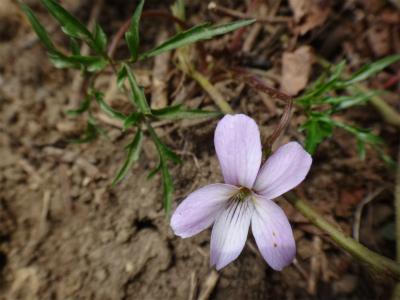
[[280, 45, 317, 96], [335, 189, 364, 217], [367, 23, 391, 57], [289, 0, 308, 23], [289, 0, 331, 35]]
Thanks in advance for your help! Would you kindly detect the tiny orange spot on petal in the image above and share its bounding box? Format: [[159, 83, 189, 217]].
[[274, 243, 277, 247], [272, 232, 276, 237]]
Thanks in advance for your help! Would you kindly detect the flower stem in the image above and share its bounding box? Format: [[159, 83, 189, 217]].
[[393, 148, 400, 299], [317, 56, 400, 128], [283, 190, 400, 281], [396, 148, 400, 265], [229, 67, 293, 155]]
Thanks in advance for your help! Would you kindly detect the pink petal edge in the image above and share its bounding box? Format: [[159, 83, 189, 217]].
[[170, 184, 240, 238], [252, 142, 312, 199], [214, 114, 262, 188], [251, 193, 296, 271], [210, 197, 254, 270]]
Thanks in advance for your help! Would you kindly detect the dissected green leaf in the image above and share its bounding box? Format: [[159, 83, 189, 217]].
[[145, 121, 182, 217], [40, 0, 107, 56], [67, 95, 91, 115], [146, 123, 182, 166], [117, 66, 127, 90], [122, 63, 150, 113], [300, 116, 334, 154], [87, 60, 108, 72], [148, 103, 221, 120], [20, 2, 62, 55], [371, 145, 397, 171], [329, 60, 346, 82], [335, 123, 385, 146], [48, 53, 81, 69], [139, 19, 255, 60], [298, 60, 348, 106], [315, 60, 346, 98], [126, 0, 145, 61], [123, 112, 141, 132], [356, 139, 366, 161], [95, 96, 127, 122], [40, 0, 91, 38], [70, 37, 81, 55], [68, 55, 102, 64], [49, 54, 107, 71], [307, 65, 331, 95], [68, 121, 97, 143], [87, 112, 110, 141], [323, 90, 388, 112], [343, 55, 400, 85], [161, 162, 175, 218], [93, 20, 107, 51], [110, 128, 143, 188]]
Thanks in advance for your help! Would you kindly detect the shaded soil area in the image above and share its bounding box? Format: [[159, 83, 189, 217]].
[[0, 0, 399, 299]]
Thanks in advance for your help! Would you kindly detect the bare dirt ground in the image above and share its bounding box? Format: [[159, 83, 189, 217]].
[[0, 0, 399, 299]]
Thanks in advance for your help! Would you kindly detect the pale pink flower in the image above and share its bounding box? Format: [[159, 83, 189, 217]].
[[171, 114, 312, 270]]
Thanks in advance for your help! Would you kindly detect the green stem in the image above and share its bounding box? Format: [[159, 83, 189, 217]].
[[393, 149, 400, 299], [396, 148, 400, 262], [191, 70, 234, 115], [284, 190, 400, 281], [317, 57, 400, 128]]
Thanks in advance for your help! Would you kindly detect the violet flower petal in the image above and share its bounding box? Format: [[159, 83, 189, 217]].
[[170, 184, 240, 238], [253, 142, 312, 199], [251, 193, 296, 271], [214, 114, 262, 188], [210, 197, 254, 270]]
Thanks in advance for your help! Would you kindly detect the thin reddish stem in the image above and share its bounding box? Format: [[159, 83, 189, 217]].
[[383, 71, 400, 89], [230, 67, 293, 155], [229, 0, 259, 51]]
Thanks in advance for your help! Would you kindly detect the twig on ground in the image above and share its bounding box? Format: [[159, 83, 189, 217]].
[[196, 247, 208, 258], [308, 236, 322, 295], [19, 159, 43, 184], [208, 2, 292, 23], [58, 163, 72, 213], [188, 271, 197, 300], [175, 151, 200, 169], [75, 157, 101, 180], [242, 3, 267, 52], [228, 0, 260, 52], [292, 258, 310, 280], [39, 190, 51, 228], [197, 271, 219, 300], [353, 187, 385, 242], [151, 30, 170, 109]]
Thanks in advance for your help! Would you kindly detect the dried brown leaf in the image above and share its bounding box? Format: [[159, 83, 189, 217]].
[[280, 45, 317, 96]]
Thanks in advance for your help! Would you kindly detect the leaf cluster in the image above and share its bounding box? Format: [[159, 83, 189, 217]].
[[20, 0, 252, 215], [297, 56, 400, 169]]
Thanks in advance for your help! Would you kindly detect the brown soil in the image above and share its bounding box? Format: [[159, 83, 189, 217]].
[[1, 0, 399, 299]]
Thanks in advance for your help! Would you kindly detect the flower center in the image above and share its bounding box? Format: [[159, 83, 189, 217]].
[[236, 187, 251, 201]]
